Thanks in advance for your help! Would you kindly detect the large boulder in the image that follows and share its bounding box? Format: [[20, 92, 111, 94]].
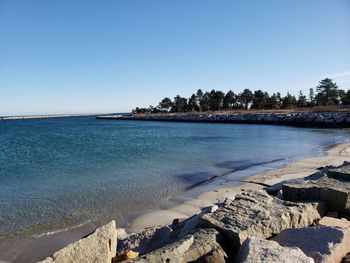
[[272, 226, 350, 263], [235, 237, 314, 263], [38, 221, 117, 263], [328, 164, 350, 181], [317, 216, 350, 228], [117, 225, 173, 255], [173, 205, 218, 238], [123, 228, 226, 263], [282, 176, 350, 214], [197, 190, 325, 254]]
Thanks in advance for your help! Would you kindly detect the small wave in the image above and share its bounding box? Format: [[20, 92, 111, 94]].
[[185, 158, 286, 191], [32, 220, 91, 238]]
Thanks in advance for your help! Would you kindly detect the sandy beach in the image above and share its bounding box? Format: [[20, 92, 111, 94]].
[[128, 141, 350, 232], [1, 140, 350, 263]]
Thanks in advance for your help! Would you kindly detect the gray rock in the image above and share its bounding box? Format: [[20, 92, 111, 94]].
[[38, 220, 117, 263], [197, 190, 325, 254], [282, 176, 350, 214], [328, 164, 350, 181], [196, 247, 226, 263], [176, 205, 218, 238], [118, 225, 173, 255], [124, 228, 226, 263], [272, 226, 350, 263], [317, 216, 350, 229], [265, 171, 325, 195], [235, 237, 314, 263]]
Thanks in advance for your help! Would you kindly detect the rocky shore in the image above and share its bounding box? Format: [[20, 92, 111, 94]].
[[97, 111, 350, 128], [37, 158, 350, 263]]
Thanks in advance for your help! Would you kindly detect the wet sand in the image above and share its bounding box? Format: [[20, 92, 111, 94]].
[[1, 142, 350, 262], [128, 142, 350, 232]]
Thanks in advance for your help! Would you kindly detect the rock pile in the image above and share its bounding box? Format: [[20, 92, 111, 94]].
[[38, 162, 350, 263], [97, 112, 350, 128]]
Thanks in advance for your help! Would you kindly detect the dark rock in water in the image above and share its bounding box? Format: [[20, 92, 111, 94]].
[[123, 228, 226, 263], [282, 176, 350, 215], [196, 190, 326, 256], [272, 226, 350, 263], [235, 237, 314, 263]]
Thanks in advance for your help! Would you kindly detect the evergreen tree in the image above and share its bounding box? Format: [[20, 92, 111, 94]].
[[188, 94, 199, 111], [200, 92, 210, 111], [297, 90, 307, 107], [281, 92, 297, 108], [252, 90, 268, 109], [238, 89, 254, 109], [209, 90, 224, 111], [266, 93, 279, 109], [223, 90, 236, 110], [158, 97, 173, 112], [339, 89, 350, 105], [196, 89, 204, 111], [173, 95, 187, 112], [315, 78, 340, 105], [308, 88, 316, 106]]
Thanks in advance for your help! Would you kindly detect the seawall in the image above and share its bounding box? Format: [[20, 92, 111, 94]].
[[97, 111, 350, 128]]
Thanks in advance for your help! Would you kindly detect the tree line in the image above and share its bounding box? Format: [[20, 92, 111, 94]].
[[133, 78, 350, 114]]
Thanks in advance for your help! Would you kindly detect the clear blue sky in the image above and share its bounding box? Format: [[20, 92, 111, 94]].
[[1, 0, 349, 115]]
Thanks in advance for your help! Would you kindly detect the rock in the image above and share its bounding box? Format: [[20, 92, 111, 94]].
[[98, 112, 350, 128], [273, 226, 350, 263], [235, 237, 314, 263], [282, 176, 350, 214], [197, 190, 325, 254], [265, 171, 325, 195], [176, 205, 219, 238], [124, 228, 226, 263], [116, 228, 128, 239], [328, 165, 350, 181], [38, 220, 117, 263], [317, 216, 350, 229], [196, 247, 226, 263], [117, 225, 173, 255]]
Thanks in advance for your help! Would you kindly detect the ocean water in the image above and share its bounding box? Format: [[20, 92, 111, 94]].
[[0, 117, 348, 238]]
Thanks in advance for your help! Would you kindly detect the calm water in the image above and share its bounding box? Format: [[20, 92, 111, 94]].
[[0, 117, 348, 237]]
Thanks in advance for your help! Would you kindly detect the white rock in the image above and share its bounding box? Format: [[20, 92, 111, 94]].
[[272, 226, 350, 263], [236, 237, 314, 263], [37, 221, 117, 263]]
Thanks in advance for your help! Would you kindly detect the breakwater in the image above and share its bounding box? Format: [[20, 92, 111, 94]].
[[0, 113, 110, 121], [97, 111, 350, 128]]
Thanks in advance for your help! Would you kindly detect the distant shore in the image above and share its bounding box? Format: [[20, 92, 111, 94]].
[[0, 113, 112, 121]]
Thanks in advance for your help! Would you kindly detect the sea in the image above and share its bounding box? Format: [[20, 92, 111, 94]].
[[0, 116, 349, 241]]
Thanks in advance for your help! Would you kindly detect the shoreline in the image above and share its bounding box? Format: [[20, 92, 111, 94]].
[[126, 141, 350, 233], [1, 140, 350, 262]]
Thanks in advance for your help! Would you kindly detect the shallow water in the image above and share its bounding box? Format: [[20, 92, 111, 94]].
[[0, 117, 348, 238]]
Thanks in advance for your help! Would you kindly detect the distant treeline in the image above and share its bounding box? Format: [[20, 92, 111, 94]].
[[133, 78, 350, 114]]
